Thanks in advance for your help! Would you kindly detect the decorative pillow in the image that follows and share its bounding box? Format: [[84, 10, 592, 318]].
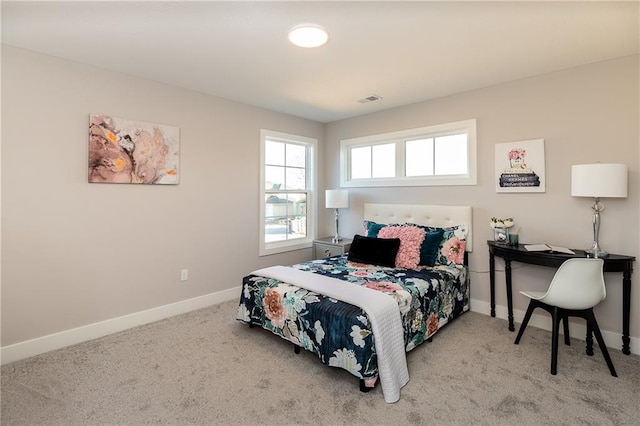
[[406, 223, 449, 267], [362, 220, 387, 238], [347, 235, 401, 267], [426, 225, 469, 267], [419, 229, 445, 267], [377, 225, 426, 269], [439, 236, 466, 266]]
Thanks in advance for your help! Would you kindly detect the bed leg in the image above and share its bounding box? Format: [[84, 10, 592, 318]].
[[359, 379, 373, 393], [427, 336, 433, 342], [249, 323, 255, 328], [294, 345, 301, 354]]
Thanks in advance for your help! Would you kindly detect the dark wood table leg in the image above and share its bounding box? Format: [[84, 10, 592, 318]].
[[622, 268, 632, 355], [489, 252, 496, 317], [505, 259, 515, 332]]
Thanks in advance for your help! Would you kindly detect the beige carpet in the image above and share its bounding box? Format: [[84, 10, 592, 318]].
[[2, 300, 639, 425]]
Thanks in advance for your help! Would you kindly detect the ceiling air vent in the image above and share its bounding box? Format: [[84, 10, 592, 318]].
[[358, 94, 383, 104]]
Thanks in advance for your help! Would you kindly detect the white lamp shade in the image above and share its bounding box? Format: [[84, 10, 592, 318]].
[[571, 163, 627, 198], [325, 189, 349, 209]]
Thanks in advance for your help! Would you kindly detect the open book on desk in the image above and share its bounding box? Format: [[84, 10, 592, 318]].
[[524, 244, 575, 255]]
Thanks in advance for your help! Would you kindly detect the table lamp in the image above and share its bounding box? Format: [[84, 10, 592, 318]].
[[325, 189, 349, 243], [571, 163, 627, 258]]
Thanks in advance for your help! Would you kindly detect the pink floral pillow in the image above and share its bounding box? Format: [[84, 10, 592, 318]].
[[441, 236, 466, 266], [377, 225, 426, 269], [429, 224, 469, 268]]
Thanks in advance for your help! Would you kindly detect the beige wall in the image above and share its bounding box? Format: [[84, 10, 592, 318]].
[[2, 46, 638, 356], [1, 46, 323, 347], [324, 55, 639, 346]]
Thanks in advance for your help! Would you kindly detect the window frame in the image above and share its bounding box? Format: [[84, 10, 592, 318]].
[[260, 129, 317, 256], [340, 119, 477, 187]]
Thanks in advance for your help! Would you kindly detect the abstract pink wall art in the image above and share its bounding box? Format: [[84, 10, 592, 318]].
[[89, 114, 180, 184]]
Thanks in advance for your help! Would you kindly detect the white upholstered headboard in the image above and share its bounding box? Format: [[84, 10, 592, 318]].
[[363, 203, 473, 252]]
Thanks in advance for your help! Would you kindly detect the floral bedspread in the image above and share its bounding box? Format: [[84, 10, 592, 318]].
[[236, 255, 469, 385]]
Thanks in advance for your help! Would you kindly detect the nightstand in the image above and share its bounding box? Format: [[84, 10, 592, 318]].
[[313, 237, 352, 259]]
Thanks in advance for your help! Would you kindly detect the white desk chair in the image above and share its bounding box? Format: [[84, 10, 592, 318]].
[[513, 258, 617, 376]]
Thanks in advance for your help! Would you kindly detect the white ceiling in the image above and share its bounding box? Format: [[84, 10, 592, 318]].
[[2, 1, 638, 123]]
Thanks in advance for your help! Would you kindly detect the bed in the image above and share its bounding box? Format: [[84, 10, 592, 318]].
[[236, 203, 473, 403]]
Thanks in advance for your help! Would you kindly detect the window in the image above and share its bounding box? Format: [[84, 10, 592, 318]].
[[260, 129, 316, 256], [340, 119, 477, 187]]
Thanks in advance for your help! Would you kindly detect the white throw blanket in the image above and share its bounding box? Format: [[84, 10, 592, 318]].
[[251, 265, 410, 403]]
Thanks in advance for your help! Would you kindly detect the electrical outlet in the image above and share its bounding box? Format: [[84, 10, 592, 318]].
[[180, 269, 189, 281]]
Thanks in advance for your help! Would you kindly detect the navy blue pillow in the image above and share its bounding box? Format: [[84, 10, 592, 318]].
[[363, 220, 386, 237], [419, 229, 445, 266], [347, 234, 401, 267]]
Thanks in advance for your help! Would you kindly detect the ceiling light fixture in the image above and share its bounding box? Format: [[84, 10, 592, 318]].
[[288, 24, 328, 48]]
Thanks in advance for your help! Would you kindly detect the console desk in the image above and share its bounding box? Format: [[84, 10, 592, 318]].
[[487, 240, 635, 355]]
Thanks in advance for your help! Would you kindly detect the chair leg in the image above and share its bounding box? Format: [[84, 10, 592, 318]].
[[562, 314, 570, 346], [514, 301, 536, 344], [585, 322, 594, 356], [550, 307, 561, 375], [585, 310, 617, 377]]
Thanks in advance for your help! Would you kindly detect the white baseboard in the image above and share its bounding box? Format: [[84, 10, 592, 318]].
[[3, 292, 635, 365], [470, 298, 639, 356], [1, 286, 242, 365]]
